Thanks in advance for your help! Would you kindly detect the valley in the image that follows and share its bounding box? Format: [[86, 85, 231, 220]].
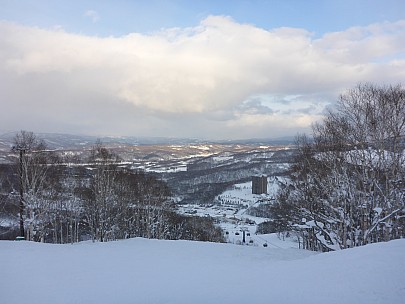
[[0, 132, 296, 244]]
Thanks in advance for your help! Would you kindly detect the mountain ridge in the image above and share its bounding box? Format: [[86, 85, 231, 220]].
[[0, 131, 295, 149]]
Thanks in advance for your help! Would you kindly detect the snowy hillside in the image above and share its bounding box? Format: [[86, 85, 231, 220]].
[[1, 238, 404, 304], [177, 177, 285, 246]]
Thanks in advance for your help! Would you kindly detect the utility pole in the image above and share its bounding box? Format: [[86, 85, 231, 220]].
[[19, 148, 25, 238], [13, 145, 26, 239]]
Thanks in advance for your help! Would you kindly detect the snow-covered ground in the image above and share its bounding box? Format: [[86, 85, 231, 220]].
[[1, 238, 404, 304], [177, 177, 286, 246]]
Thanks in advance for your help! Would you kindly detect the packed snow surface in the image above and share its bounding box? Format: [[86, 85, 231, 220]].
[[1, 238, 404, 304]]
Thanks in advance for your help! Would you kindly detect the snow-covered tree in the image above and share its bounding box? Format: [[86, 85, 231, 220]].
[[12, 130, 61, 241], [83, 140, 121, 242], [274, 84, 405, 251]]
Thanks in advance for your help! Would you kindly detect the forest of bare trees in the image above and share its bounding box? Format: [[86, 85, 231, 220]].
[[0, 133, 224, 243], [265, 83, 405, 251]]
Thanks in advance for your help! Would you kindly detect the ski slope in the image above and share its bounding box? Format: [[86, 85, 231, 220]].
[[1, 238, 404, 304]]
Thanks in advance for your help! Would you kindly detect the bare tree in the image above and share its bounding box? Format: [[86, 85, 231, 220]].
[[12, 131, 58, 240], [84, 140, 120, 242], [275, 84, 405, 251]]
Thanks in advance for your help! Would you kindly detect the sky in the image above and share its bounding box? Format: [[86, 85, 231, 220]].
[[1, 0, 404, 140]]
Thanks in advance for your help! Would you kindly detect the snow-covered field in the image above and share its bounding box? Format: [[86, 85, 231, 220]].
[[1, 238, 404, 304]]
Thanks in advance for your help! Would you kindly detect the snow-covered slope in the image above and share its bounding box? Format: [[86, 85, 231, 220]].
[[1, 238, 404, 304]]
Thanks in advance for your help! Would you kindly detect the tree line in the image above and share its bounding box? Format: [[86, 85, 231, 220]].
[[260, 83, 405, 251], [0, 134, 224, 243]]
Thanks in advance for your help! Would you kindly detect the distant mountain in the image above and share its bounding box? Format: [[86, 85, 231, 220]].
[[212, 136, 295, 145], [0, 131, 98, 150], [0, 131, 202, 149], [0, 131, 295, 150]]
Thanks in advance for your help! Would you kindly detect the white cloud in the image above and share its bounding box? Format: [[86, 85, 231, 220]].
[[84, 10, 100, 23], [0, 17, 404, 139]]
